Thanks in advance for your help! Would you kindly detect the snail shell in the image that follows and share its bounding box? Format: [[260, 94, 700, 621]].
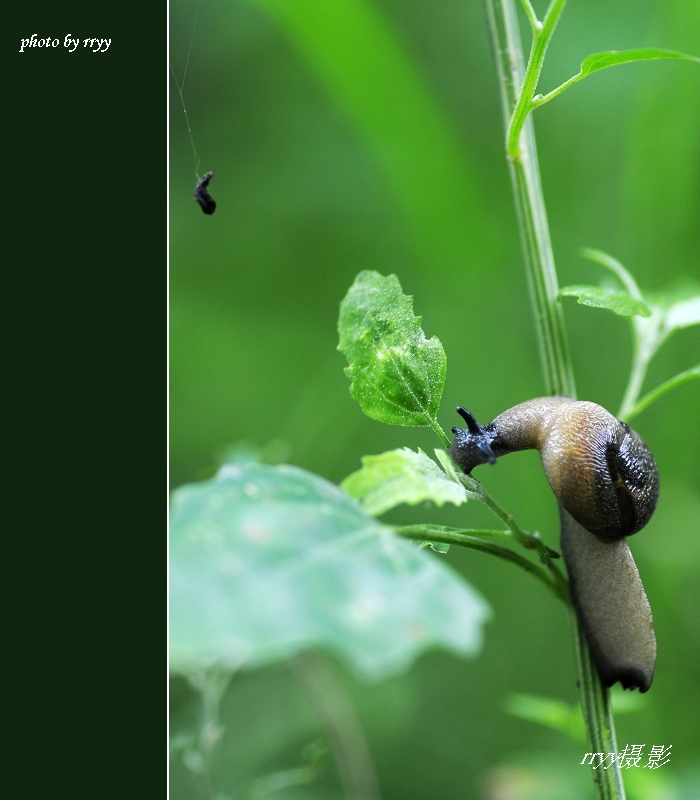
[[449, 397, 659, 542]]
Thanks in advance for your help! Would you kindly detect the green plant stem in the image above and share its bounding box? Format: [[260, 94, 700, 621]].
[[455, 470, 569, 593], [474, 479, 558, 556], [484, 1, 625, 797], [398, 525, 568, 603], [624, 365, 700, 421], [507, 0, 569, 160], [517, 0, 539, 34], [578, 247, 656, 420], [531, 71, 583, 108], [485, 0, 575, 397], [430, 418, 452, 449], [291, 653, 382, 800], [573, 619, 625, 798], [618, 331, 656, 420]]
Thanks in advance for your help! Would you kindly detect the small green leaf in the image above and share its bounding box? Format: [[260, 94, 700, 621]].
[[170, 462, 489, 680], [338, 271, 446, 426], [559, 284, 651, 317], [663, 295, 700, 334], [505, 688, 645, 743], [609, 685, 646, 715], [534, 49, 700, 108], [434, 448, 483, 496], [505, 693, 585, 743], [341, 447, 466, 516], [646, 281, 700, 351], [580, 48, 700, 77]]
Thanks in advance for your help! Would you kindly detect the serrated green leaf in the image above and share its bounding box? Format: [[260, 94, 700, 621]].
[[338, 271, 446, 426], [580, 48, 700, 77], [434, 448, 482, 496], [559, 284, 651, 317], [341, 447, 466, 516], [170, 463, 489, 680]]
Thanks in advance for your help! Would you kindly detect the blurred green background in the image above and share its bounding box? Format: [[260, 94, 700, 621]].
[[170, 0, 700, 797]]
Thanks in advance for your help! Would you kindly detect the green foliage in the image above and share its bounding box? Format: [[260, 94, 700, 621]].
[[399, 524, 568, 602], [341, 447, 469, 516], [534, 48, 700, 107], [558, 284, 651, 317], [506, 692, 586, 744], [170, 0, 700, 796], [505, 687, 646, 744], [562, 248, 700, 418], [580, 47, 700, 74], [170, 461, 490, 682], [338, 271, 447, 432], [336, 272, 565, 595]]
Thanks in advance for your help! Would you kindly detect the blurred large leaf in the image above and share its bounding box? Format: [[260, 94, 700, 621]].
[[170, 462, 489, 680], [338, 271, 446, 427]]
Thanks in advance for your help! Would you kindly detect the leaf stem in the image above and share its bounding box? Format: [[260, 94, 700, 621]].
[[291, 653, 382, 800], [470, 477, 559, 557], [469, 476, 569, 591], [617, 325, 658, 420], [484, 1, 626, 796], [430, 418, 452, 449], [398, 524, 568, 603], [517, 0, 540, 34], [623, 365, 700, 421], [531, 71, 583, 107], [506, 0, 569, 160], [579, 247, 658, 420]]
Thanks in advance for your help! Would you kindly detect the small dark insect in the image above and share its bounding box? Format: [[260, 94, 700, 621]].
[[194, 171, 216, 215]]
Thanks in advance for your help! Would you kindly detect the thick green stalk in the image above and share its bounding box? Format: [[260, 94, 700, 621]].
[[484, 0, 575, 397], [483, 1, 625, 797]]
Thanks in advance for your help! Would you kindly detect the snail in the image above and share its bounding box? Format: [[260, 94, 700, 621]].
[[449, 396, 659, 692]]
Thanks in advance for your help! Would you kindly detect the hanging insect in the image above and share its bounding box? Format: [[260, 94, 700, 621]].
[[194, 171, 216, 215]]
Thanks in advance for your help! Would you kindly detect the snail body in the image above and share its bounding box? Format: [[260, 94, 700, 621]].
[[449, 396, 658, 692], [560, 509, 656, 691], [449, 397, 659, 542]]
